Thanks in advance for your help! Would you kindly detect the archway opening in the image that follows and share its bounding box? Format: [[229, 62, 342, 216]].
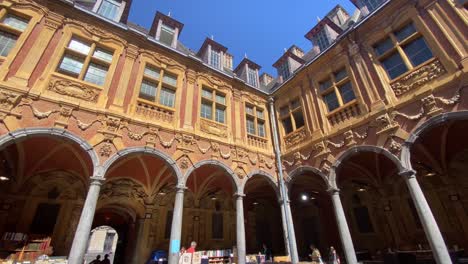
[[410, 119, 468, 251], [244, 174, 284, 258], [0, 133, 93, 260], [336, 149, 416, 262], [182, 163, 238, 257], [288, 169, 339, 261], [100, 151, 178, 263]]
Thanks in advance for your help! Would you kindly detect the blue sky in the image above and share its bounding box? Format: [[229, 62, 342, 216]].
[[128, 1, 357, 75]]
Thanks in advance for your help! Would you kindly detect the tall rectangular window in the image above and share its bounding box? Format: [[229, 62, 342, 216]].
[[0, 13, 29, 57], [247, 67, 258, 87], [97, 0, 122, 21], [159, 24, 175, 46], [278, 61, 290, 80], [280, 99, 304, 135], [138, 65, 177, 108], [200, 87, 226, 124], [57, 37, 113, 86], [373, 22, 434, 80], [210, 49, 221, 69], [319, 67, 357, 112], [245, 105, 266, 138], [315, 29, 330, 51]]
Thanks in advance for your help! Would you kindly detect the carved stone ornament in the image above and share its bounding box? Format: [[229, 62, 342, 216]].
[[63, 18, 127, 45], [284, 151, 311, 167], [179, 156, 191, 169], [391, 59, 446, 96], [389, 138, 402, 156], [284, 129, 307, 148], [375, 113, 399, 135], [200, 118, 228, 138], [344, 130, 357, 146], [421, 95, 443, 116], [0, 90, 22, 118], [99, 143, 113, 157], [48, 78, 99, 102], [100, 179, 148, 205]]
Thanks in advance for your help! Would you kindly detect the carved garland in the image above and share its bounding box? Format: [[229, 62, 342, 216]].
[[48, 78, 100, 103]]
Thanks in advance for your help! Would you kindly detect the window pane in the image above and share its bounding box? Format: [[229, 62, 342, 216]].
[[139, 80, 157, 101], [291, 99, 301, 109], [215, 106, 225, 123], [215, 94, 225, 104], [159, 24, 175, 46], [144, 66, 160, 79], [339, 82, 356, 104], [324, 91, 340, 112], [200, 101, 212, 119], [403, 37, 433, 67], [202, 88, 212, 99], [282, 117, 293, 134], [256, 109, 264, 119], [246, 117, 255, 135], [211, 49, 221, 69], [334, 68, 348, 82], [247, 68, 258, 87], [162, 74, 177, 86], [278, 62, 290, 80], [374, 37, 394, 56], [394, 23, 417, 42], [93, 48, 113, 62], [97, 0, 120, 21], [0, 31, 18, 57], [319, 78, 332, 92], [58, 54, 84, 76], [279, 106, 289, 116], [68, 39, 91, 55], [246, 105, 254, 115], [84, 63, 108, 86], [2, 14, 29, 31], [257, 122, 265, 137], [381, 51, 408, 79], [159, 87, 175, 107], [293, 110, 305, 129]]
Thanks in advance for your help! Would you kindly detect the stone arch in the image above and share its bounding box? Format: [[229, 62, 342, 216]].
[[330, 145, 405, 188], [401, 110, 468, 170], [182, 160, 240, 194], [101, 146, 182, 182], [286, 166, 330, 190], [0, 127, 99, 176], [240, 170, 280, 199]]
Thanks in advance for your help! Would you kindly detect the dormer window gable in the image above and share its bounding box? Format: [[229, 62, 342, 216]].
[[351, 0, 385, 16], [305, 17, 343, 52], [76, 0, 130, 23], [273, 50, 304, 82], [234, 58, 261, 88], [197, 38, 228, 70], [149, 12, 184, 48]]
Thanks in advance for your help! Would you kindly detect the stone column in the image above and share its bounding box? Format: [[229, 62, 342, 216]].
[[168, 186, 186, 264], [68, 177, 104, 264], [279, 199, 291, 257], [329, 188, 358, 264], [400, 170, 452, 264], [235, 194, 246, 264], [284, 198, 299, 262]]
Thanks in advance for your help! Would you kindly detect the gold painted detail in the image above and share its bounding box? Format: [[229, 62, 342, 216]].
[[391, 59, 446, 96], [200, 118, 228, 138], [327, 102, 361, 126], [135, 101, 174, 123], [247, 134, 268, 149], [284, 129, 307, 148], [48, 77, 100, 103]]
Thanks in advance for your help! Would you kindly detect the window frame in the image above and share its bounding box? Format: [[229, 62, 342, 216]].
[[279, 98, 305, 136], [372, 22, 434, 80], [0, 10, 30, 58], [92, 0, 126, 22], [137, 63, 178, 110], [200, 86, 227, 124], [245, 103, 266, 138], [318, 67, 357, 114], [56, 37, 114, 87]]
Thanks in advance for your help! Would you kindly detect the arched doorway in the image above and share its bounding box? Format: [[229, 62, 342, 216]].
[[0, 129, 95, 260], [243, 173, 283, 257], [85, 226, 119, 264], [288, 167, 339, 261]]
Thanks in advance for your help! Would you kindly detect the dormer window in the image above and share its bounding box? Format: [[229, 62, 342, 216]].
[[278, 62, 290, 80], [159, 24, 175, 46], [95, 0, 125, 21], [247, 67, 258, 87], [210, 49, 221, 69], [315, 29, 330, 51], [363, 0, 383, 11]]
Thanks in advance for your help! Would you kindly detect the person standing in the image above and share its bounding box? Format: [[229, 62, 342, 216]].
[[328, 246, 340, 264], [309, 245, 323, 264], [262, 244, 272, 262], [89, 255, 101, 264], [186, 241, 197, 253], [100, 254, 111, 264]]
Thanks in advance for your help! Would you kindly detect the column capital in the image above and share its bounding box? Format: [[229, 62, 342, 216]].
[[234, 193, 245, 199], [268, 97, 275, 105], [327, 187, 340, 195], [399, 169, 417, 179], [175, 185, 188, 192], [89, 176, 105, 186]]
